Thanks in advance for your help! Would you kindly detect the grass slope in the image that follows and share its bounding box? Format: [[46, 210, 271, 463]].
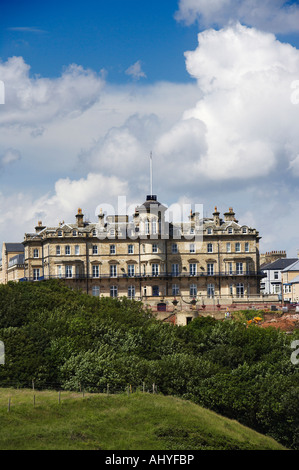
[[0, 389, 286, 450]]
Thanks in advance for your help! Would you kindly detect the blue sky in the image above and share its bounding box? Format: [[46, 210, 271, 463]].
[[1, 0, 299, 257], [0, 0, 199, 83]]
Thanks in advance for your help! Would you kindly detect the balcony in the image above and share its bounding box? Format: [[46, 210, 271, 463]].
[[19, 270, 264, 282]]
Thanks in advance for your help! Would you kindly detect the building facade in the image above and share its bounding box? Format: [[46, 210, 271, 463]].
[[282, 260, 299, 303], [18, 194, 264, 321], [0, 243, 25, 284], [260, 257, 297, 298]]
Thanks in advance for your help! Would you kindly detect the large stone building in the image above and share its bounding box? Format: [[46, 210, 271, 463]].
[[15, 194, 265, 322]]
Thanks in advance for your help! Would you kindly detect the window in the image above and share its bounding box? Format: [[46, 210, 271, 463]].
[[75, 245, 80, 255], [274, 271, 279, 280], [190, 284, 197, 297], [236, 262, 243, 275], [72, 230, 77, 237], [56, 246, 61, 255], [242, 227, 247, 234], [172, 243, 178, 254], [152, 286, 159, 296], [92, 265, 99, 278], [110, 265, 117, 277], [152, 243, 158, 253], [207, 227, 212, 234], [65, 265, 72, 278], [92, 286, 100, 297], [207, 283, 215, 298], [151, 220, 157, 234], [152, 263, 159, 276], [230, 284, 233, 295], [172, 284, 179, 296], [128, 244, 134, 254], [189, 243, 195, 253], [33, 249, 39, 258], [228, 227, 233, 234], [236, 283, 244, 297], [92, 229, 97, 237], [128, 285, 135, 299], [92, 245, 98, 255], [110, 244, 116, 255], [226, 242, 231, 253], [207, 243, 213, 253], [57, 265, 62, 278], [128, 264, 135, 277], [58, 230, 62, 237], [189, 263, 197, 276], [245, 242, 249, 252], [33, 268, 40, 281], [65, 245, 71, 255], [235, 242, 241, 252], [145, 220, 150, 235], [172, 263, 179, 276], [228, 262, 233, 275], [110, 286, 118, 298], [207, 263, 214, 275]]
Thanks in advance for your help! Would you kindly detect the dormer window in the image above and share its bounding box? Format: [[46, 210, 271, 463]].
[[228, 227, 233, 234], [207, 228, 212, 234], [242, 227, 247, 234], [72, 230, 77, 237], [58, 230, 62, 237]]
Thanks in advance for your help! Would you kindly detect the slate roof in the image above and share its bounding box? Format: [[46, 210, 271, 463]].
[[4, 243, 24, 253], [261, 258, 298, 271], [282, 259, 299, 272]]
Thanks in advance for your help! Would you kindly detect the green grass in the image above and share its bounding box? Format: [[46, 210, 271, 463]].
[[0, 389, 287, 450]]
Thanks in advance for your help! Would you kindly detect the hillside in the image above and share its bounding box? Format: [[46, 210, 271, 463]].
[[0, 389, 286, 450], [0, 280, 298, 449]]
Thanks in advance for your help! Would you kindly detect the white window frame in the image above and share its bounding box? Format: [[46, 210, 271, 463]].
[[110, 264, 117, 278], [65, 245, 71, 255], [33, 249, 39, 258], [128, 264, 135, 277], [110, 244, 116, 255], [92, 265, 99, 278], [110, 285, 118, 298], [189, 263, 197, 276]]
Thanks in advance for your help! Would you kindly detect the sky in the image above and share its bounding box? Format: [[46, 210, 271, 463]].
[[0, 0, 299, 257]]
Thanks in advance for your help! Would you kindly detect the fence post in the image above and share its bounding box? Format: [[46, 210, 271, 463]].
[[143, 382, 145, 393], [153, 383, 155, 394], [58, 391, 61, 404], [127, 385, 130, 397], [107, 384, 109, 396], [32, 380, 35, 391], [8, 397, 11, 412]]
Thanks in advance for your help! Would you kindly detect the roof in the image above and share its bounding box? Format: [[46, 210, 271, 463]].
[[4, 243, 24, 253], [262, 258, 298, 271], [282, 259, 299, 272]]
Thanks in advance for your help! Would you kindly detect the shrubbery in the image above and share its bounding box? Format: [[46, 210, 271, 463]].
[[0, 280, 298, 449]]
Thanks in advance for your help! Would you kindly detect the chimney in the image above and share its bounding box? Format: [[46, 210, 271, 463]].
[[35, 221, 46, 233], [224, 207, 235, 222], [76, 208, 84, 228], [97, 208, 105, 227], [213, 206, 220, 226]]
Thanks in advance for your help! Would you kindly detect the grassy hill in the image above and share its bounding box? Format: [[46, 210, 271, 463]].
[[0, 388, 286, 450]]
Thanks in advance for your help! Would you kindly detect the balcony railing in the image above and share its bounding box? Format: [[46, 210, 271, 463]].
[[19, 270, 265, 282]]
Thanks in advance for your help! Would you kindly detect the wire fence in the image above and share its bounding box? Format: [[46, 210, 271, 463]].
[[0, 380, 160, 411]]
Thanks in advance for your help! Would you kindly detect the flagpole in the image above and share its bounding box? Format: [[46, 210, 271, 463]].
[[150, 152, 153, 196]]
